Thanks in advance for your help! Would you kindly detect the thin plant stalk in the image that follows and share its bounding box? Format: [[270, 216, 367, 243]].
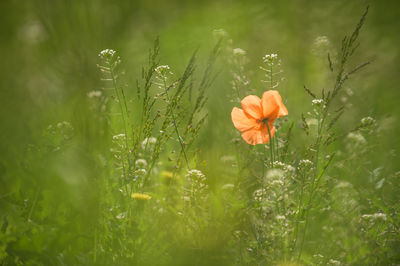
[[266, 120, 274, 167], [162, 77, 191, 170]]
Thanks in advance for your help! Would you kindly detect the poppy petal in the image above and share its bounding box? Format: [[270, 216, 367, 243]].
[[241, 129, 262, 145], [231, 107, 257, 132], [241, 123, 275, 145], [261, 90, 288, 119], [241, 95, 263, 120]]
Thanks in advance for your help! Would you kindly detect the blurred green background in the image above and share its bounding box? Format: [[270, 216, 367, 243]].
[[1, 0, 399, 161], [1, 0, 399, 264]]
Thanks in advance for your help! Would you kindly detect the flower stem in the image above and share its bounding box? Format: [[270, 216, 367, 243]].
[[266, 121, 274, 167], [262, 144, 266, 178]]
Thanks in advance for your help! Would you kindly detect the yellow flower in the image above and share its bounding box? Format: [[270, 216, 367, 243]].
[[160, 170, 174, 179], [131, 193, 151, 201]]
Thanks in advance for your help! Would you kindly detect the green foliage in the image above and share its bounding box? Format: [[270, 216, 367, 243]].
[[1, 1, 400, 265]]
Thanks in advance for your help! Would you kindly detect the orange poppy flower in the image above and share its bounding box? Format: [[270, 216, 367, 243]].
[[231, 90, 288, 145]]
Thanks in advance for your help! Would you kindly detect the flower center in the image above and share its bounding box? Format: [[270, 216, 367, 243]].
[[253, 118, 269, 130]]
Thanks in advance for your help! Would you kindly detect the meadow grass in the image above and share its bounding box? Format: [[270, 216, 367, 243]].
[[1, 1, 400, 265]]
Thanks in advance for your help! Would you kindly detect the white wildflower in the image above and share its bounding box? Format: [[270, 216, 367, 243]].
[[233, 48, 246, 56], [273, 161, 295, 173], [134, 169, 147, 176], [312, 98, 325, 106], [113, 134, 126, 141], [299, 159, 313, 168], [116, 212, 127, 220], [347, 132, 366, 145], [253, 189, 267, 201], [266, 169, 284, 179], [361, 212, 387, 221], [186, 169, 206, 180], [276, 215, 286, 221], [182, 196, 190, 202], [155, 65, 172, 76], [271, 180, 284, 186], [335, 181, 353, 189], [346, 87, 354, 96], [361, 116, 376, 127], [19, 19, 46, 44], [135, 159, 147, 168], [314, 36, 329, 47], [263, 53, 278, 62], [312, 36, 330, 55], [141, 137, 157, 150], [328, 259, 341, 265], [57, 121, 72, 129], [99, 49, 116, 59], [87, 90, 102, 98], [286, 165, 295, 172], [306, 118, 318, 127], [273, 161, 286, 167]]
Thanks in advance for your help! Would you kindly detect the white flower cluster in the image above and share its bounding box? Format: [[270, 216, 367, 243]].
[[134, 168, 147, 176], [135, 158, 148, 168], [335, 181, 353, 189], [360, 116, 376, 128], [328, 259, 341, 265], [266, 169, 285, 179], [299, 159, 313, 168], [113, 133, 126, 141], [112, 134, 127, 152], [263, 54, 278, 66], [263, 53, 278, 62], [361, 212, 387, 221], [270, 180, 284, 186], [57, 121, 72, 130], [87, 90, 102, 98], [186, 169, 206, 182], [346, 132, 366, 145], [233, 48, 246, 56], [311, 98, 325, 106], [141, 137, 157, 150], [154, 65, 174, 90], [361, 116, 374, 124], [186, 169, 208, 201], [99, 49, 116, 59], [131, 168, 147, 182], [275, 215, 286, 221], [116, 212, 126, 220], [312, 36, 330, 55], [46, 121, 74, 142], [155, 65, 172, 75], [253, 188, 267, 202], [313, 36, 330, 47], [313, 254, 324, 259], [346, 87, 354, 96], [273, 161, 296, 173]]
